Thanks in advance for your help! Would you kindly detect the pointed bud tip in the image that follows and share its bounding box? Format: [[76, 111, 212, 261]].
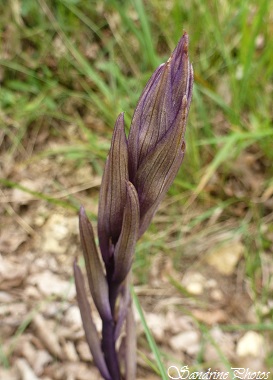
[[111, 112, 127, 145], [182, 30, 188, 41], [79, 205, 86, 217], [116, 112, 125, 126], [79, 206, 88, 228], [181, 32, 189, 56], [168, 32, 189, 64]]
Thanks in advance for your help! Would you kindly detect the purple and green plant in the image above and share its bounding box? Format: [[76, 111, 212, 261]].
[[74, 32, 193, 380]]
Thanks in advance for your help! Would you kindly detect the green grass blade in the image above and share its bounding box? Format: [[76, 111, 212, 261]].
[[0, 179, 79, 210], [131, 286, 168, 380], [131, 0, 159, 67], [0, 341, 9, 368], [239, 0, 268, 106], [38, 0, 112, 100], [222, 323, 273, 332], [195, 134, 237, 195]]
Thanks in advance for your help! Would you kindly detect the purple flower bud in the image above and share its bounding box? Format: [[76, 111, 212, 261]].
[[112, 181, 139, 284], [73, 261, 111, 380], [75, 33, 193, 380], [79, 206, 112, 321], [98, 113, 129, 264], [128, 32, 193, 235]]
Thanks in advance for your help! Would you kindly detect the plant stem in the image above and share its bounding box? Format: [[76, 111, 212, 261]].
[[102, 319, 120, 380]]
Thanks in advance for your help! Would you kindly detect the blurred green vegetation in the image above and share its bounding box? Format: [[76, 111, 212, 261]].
[[1, 0, 272, 185]]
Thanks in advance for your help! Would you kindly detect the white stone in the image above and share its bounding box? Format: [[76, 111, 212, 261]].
[[206, 241, 244, 275], [236, 331, 264, 357], [30, 270, 76, 300], [145, 313, 167, 341], [182, 272, 206, 295], [64, 306, 82, 327], [169, 330, 200, 355]]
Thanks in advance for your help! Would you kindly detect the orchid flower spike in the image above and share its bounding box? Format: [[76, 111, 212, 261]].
[[75, 33, 193, 380]]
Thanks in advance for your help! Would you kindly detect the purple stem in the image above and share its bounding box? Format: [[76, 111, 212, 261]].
[[102, 319, 120, 380], [101, 259, 122, 380]]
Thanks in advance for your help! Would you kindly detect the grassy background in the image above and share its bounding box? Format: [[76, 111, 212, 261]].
[[1, 0, 273, 375]]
